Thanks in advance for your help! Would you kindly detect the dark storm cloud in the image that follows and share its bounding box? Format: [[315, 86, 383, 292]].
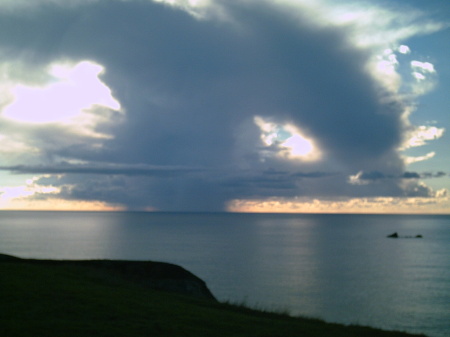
[[229, 3, 405, 163], [220, 170, 338, 193], [401, 172, 421, 179], [0, 0, 427, 210], [0, 163, 203, 177], [24, 0, 402, 168], [421, 171, 447, 179], [0, 4, 82, 63], [31, 172, 233, 212], [355, 170, 448, 182]]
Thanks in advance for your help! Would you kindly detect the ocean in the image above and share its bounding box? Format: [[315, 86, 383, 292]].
[[0, 211, 449, 336]]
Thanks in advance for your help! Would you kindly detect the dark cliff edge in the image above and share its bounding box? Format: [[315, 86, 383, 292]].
[[0, 253, 216, 301], [1, 253, 427, 336]]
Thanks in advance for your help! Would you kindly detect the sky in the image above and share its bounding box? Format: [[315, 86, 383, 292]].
[[0, 0, 449, 213]]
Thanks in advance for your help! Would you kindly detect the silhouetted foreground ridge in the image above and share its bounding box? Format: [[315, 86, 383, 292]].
[[0, 253, 427, 337], [0, 253, 215, 300]]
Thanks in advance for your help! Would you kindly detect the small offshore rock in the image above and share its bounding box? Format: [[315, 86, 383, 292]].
[[387, 232, 398, 238]]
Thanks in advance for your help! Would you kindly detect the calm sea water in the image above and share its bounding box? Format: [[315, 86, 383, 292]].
[[0, 211, 449, 336]]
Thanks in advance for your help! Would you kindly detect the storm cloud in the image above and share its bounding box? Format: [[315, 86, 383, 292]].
[[0, 0, 447, 211]]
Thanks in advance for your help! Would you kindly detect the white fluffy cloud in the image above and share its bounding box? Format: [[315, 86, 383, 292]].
[[0, 60, 123, 167], [3, 60, 121, 132], [228, 194, 450, 214], [403, 125, 445, 149]]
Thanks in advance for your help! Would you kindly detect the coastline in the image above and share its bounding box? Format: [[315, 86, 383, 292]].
[[1, 254, 427, 337]]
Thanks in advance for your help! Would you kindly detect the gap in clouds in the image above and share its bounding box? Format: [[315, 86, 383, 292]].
[[3, 61, 121, 130]]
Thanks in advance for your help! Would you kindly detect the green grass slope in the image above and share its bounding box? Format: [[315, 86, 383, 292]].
[[0, 255, 426, 337]]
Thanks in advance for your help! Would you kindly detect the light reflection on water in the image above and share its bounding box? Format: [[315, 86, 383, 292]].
[[0, 211, 449, 337]]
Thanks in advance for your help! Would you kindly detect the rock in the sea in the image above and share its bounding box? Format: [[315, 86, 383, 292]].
[[386, 233, 423, 239]]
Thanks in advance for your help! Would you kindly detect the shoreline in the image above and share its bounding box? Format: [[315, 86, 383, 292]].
[[1, 253, 427, 337]]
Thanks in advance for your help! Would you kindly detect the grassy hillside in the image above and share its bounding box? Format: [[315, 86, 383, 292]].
[[0, 255, 426, 337]]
